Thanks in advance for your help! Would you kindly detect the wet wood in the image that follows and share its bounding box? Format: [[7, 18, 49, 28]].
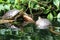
[[0, 20, 14, 24]]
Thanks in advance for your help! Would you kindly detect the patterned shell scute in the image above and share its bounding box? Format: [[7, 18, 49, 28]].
[[2, 9, 20, 19]]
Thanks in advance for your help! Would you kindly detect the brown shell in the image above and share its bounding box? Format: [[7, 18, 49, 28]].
[[2, 9, 20, 19]]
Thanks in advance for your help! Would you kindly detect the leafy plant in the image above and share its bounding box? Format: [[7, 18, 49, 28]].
[[53, 0, 60, 10], [47, 13, 53, 21], [0, 0, 60, 40]]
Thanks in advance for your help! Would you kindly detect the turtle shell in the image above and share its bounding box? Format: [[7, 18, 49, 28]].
[[2, 9, 20, 19], [36, 16, 51, 29]]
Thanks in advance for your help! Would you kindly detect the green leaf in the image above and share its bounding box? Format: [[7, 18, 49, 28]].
[[44, 5, 51, 14], [0, 29, 5, 35], [28, 1, 37, 9], [0, 0, 2, 2], [53, 11, 57, 16], [33, 4, 40, 10], [28, 1, 31, 8], [7, 0, 15, 4], [57, 13, 60, 18], [30, 2, 34, 8], [55, 27, 60, 32], [0, 4, 4, 11], [7, 0, 10, 3], [32, 0, 38, 2], [20, 0, 28, 4], [4, 4, 11, 10], [15, 5, 21, 9], [57, 13, 60, 22], [53, 0, 59, 9], [44, 9, 50, 14], [15, 0, 18, 4], [47, 13, 53, 21]]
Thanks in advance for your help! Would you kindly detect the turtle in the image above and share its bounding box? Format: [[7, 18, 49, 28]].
[[1, 9, 35, 29], [2, 9, 27, 20], [35, 16, 60, 37], [1, 9, 23, 28]]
